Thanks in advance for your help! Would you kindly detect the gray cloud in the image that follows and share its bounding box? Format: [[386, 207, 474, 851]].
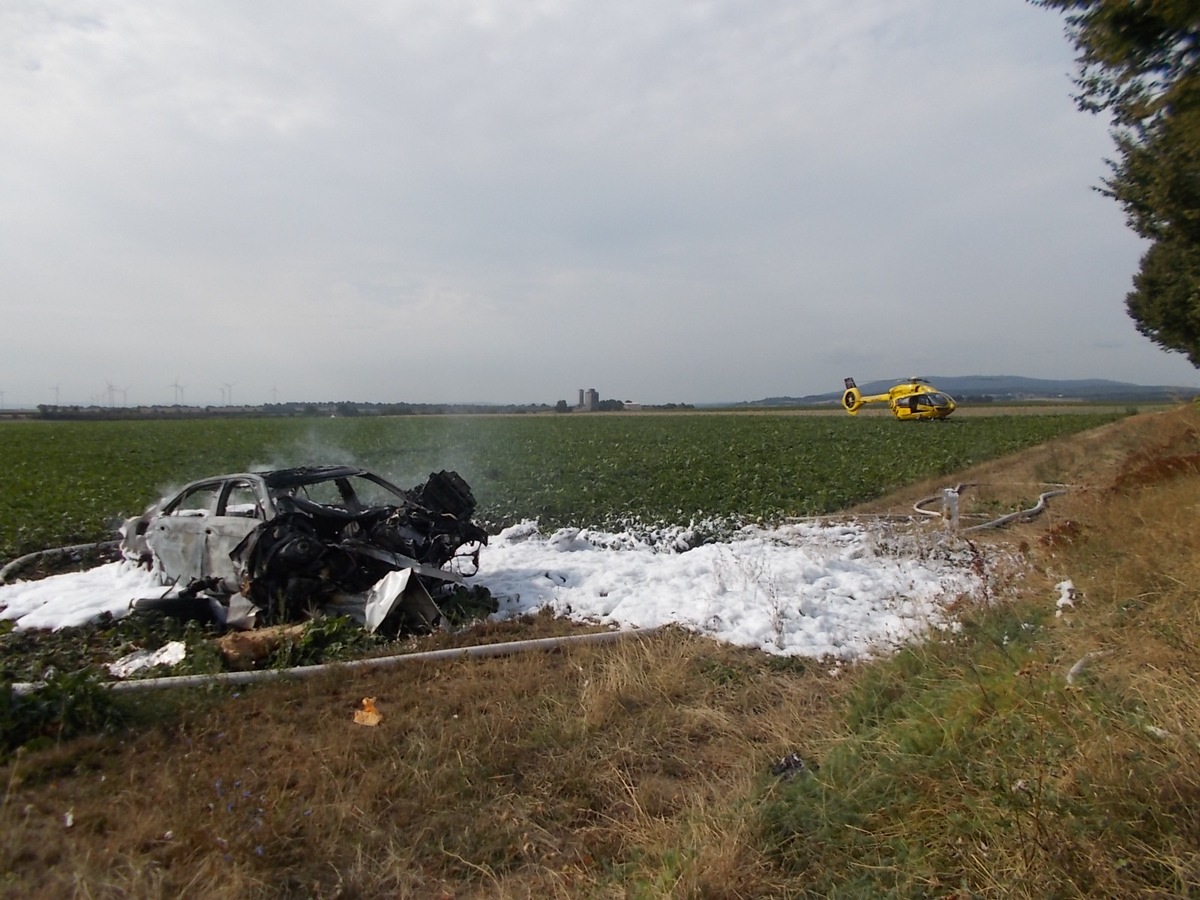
[[2, 0, 1196, 408]]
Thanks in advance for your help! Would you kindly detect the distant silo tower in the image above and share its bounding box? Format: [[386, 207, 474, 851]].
[[585, 388, 599, 411], [578, 389, 585, 408]]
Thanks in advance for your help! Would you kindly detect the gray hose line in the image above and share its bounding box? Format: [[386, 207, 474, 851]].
[[913, 483, 1068, 531], [913, 484, 971, 518], [9, 626, 660, 697], [960, 488, 1068, 533]]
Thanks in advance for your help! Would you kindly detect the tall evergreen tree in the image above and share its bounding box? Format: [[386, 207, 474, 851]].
[[1035, 1, 1200, 364]]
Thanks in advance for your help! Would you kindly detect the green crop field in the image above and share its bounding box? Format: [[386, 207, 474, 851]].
[[0, 412, 1119, 562]]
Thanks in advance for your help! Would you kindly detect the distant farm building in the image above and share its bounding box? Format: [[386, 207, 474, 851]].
[[577, 388, 599, 411]]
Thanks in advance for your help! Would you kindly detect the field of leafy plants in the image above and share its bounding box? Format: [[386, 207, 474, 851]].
[[0, 411, 1119, 563]]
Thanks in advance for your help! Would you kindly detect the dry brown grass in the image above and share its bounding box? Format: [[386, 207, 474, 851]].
[[0, 628, 848, 898], [763, 404, 1200, 897], [4, 404, 1200, 897], [1019, 408, 1200, 895]]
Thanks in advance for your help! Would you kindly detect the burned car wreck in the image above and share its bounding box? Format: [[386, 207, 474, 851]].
[[120, 466, 489, 633]]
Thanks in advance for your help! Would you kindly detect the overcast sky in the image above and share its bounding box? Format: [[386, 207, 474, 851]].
[[4, 1, 1198, 408]]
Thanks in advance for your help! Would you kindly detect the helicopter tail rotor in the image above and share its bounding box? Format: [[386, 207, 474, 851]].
[[842, 377, 863, 415]]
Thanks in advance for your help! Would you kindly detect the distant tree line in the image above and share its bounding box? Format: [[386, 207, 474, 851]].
[[35, 401, 558, 421], [552, 399, 695, 412], [34, 399, 697, 421]]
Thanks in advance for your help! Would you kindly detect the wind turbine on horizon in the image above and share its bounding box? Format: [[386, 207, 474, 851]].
[[169, 377, 184, 405], [221, 381, 236, 406], [103, 380, 130, 407]]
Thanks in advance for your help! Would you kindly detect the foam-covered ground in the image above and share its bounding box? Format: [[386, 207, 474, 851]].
[[0, 518, 993, 660]]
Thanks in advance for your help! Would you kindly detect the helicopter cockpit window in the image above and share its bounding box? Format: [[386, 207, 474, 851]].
[[917, 393, 951, 407]]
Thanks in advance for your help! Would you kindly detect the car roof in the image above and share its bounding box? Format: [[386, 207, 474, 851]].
[[255, 465, 369, 489]]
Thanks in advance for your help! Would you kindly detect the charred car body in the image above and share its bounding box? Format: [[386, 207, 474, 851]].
[[120, 466, 489, 632]]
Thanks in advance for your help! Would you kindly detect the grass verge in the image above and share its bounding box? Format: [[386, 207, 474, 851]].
[[760, 405, 1200, 897]]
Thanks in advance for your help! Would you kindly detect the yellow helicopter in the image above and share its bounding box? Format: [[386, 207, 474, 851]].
[[841, 376, 957, 421]]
